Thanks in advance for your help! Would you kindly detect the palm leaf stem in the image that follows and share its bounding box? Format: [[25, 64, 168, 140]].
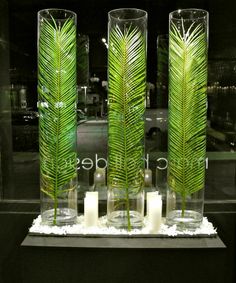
[[180, 23, 187, 218], [181, 194, 186, 217], [52, 25, 62, 225], [53, 198, 58, 225], [122, 29, 131, 231]]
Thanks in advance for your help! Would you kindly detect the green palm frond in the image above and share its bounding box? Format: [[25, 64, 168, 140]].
[[168, 21, 207, 204], [108, 25, 146, 228], [38, 16, 77, 224]]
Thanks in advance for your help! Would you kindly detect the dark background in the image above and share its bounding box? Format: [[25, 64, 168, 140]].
[[7, 0, 236, 82], [0, 0, 236, 282]]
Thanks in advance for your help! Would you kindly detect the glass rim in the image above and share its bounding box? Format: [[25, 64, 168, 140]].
[[169, 8, 208, 21], [108, 8, 147, 21], [38, 8, 76, 19]]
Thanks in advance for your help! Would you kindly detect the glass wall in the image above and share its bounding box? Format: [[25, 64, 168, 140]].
[[0, 0, 235, 209]]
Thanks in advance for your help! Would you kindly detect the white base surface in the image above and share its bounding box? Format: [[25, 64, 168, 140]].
[[29, 215, 217, 237]]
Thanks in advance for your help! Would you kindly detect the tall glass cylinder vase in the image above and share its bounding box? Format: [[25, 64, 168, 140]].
[[107, 8, 147, 230], [38, 9, 78, 225], [166, 9, 208, 230]]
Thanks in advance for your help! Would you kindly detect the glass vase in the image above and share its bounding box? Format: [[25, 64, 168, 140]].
[[166, 9, 208, 230], [38, 9, 78, 225], [107, 8, 147, 230]]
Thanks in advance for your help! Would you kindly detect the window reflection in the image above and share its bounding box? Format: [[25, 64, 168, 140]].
[[0, 0, 235, 203]]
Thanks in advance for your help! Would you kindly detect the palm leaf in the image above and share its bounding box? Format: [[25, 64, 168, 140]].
[[108, 25, 146, 229], [168, 20, 207, 213], [38, 15, 77, 224]]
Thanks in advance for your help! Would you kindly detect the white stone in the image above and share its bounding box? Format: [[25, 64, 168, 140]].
[[29, 215, 217, 237]]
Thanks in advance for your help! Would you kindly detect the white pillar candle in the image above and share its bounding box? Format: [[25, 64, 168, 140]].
[[86, 192, 99, 199], [146, 191, 159, 218], [147, 193, 162, 233], [84, 192, 98, 227]]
